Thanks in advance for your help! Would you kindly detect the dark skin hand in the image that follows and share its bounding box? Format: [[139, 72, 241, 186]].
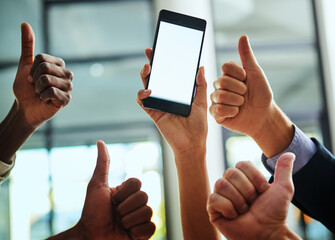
[[0, 22, 73, 164], [47, 141, 156, 240], [13, 23, 73, 128]]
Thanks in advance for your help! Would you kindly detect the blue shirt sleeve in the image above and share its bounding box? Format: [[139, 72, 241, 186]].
[[261, 125, 317, 175]]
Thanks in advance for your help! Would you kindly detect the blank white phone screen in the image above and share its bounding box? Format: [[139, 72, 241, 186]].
[[148, 21, 204, 105]]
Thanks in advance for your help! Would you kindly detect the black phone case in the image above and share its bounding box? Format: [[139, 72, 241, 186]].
[[142, 9, 206, 117]]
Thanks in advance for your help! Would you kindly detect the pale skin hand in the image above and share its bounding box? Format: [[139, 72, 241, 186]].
[[137, 49, 221, 240], [207, 153, 301, 240], [210, 35, 294, 158], [0, 22, 73, 164], [137, 48, 208, 156], [47, 141, 156, 240]]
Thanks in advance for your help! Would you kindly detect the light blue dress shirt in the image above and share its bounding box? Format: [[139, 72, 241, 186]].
[[261, 125, 317, 175]]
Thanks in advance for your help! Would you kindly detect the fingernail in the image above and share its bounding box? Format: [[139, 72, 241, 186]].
[[144, 89, 151, 94], [240, 204, 249, 214], [28, 75, 33, 83]]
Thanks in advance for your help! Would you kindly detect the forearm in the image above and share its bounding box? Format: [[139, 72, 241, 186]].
[[175, 150, 221, 240], [0, 101, 36, 164], [252, 103, 294, 158]]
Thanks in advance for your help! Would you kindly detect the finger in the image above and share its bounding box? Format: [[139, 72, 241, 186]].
[[117, 191, 148, 217], [39, 87, 71, 108], [145, 48, 152, 61], [128, 222, 156, 240], [209, 104, 239, 122], [121, 205, 153, 229], [274, 152, 295, 192], [19, 22, 35, 66], [224, 168, 257, 204], [30, 53, 66, 78], [213, 76, 247, 95], [113, 178, 142, 205], [193, 66, 207, 107], [214, 178, 248, 214], [221, 61, 246, 81], [236, 161, 270, 194], [89, 141, 110, 186], [137, 89, 151, 100], [140, 64, 151, 87], [207, 193, 238, 220], [32, 62, 73, 85], [210, 90, 244, 106], [238, 35, 259, 70], [35, 74, 73, 94]]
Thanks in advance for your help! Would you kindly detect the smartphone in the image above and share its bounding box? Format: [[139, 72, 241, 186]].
[[142, 9, 207, 117]]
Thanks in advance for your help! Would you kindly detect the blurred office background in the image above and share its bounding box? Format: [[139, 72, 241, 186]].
[[0, 0, 334, 239]]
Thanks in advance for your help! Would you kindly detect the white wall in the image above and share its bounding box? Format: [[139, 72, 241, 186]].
[[315, 0, 335, 152], [152, 0, 225, 239]]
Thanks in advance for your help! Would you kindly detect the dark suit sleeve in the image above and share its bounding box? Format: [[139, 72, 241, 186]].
[[290, 138, 335, 233]]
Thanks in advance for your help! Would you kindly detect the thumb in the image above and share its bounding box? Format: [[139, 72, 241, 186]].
[[238, 35, 259, 70], [273, 152, 295, 191], [193, 66, 207, 107], [19, 22, 35, 66], [90, 140, 110, 185]]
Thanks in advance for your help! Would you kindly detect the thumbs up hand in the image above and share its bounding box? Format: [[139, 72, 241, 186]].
[[13, 23, 73, 129], [210, 35, 294, 157], [210, 35, 273, 137], [207, 153, 301, 240], [48, 141, 156, 240]]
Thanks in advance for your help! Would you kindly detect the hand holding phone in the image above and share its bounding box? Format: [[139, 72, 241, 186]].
[[143, 9, 207, 117]]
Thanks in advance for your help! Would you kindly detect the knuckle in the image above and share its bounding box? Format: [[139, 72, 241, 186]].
[[241, 84, 247, 94], [222, 62, 235, 73], [58, 57, 65, 66], [139, 191, 149, 204], [224, 168, 239, 180], [216, 105, 224, 115], [207, 193, 217, 206], [225, 206, 236, 218], [219, 79, 227, 89], [229, 107, 239, 117], [67, 81, 73, 91], [40, 62, 50, 72], [35, 53, 45, 62], [144, 206, 153, 218], [48, 87, 57, 95], [40, 74, 50, 85], [238, 95, 245, 105], [235, 161, 251, 170], [214, 178, 228, 191], [126, 178, 142, 189], [65, 70, 73, 80], [65, 93, 72, 105]]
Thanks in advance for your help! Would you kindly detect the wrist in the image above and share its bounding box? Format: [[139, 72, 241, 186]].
[[46, 223, 85, 240], [174, 147, 207, 177], [251, 102, 294, 158], [0, 101, 37, 164], [266, 225, 301, 240], [10, 101, 37, 131]]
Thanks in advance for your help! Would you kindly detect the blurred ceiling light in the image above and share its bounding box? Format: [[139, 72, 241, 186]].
[[90, 63, 104, 78], [214, 0, 254, 24]]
